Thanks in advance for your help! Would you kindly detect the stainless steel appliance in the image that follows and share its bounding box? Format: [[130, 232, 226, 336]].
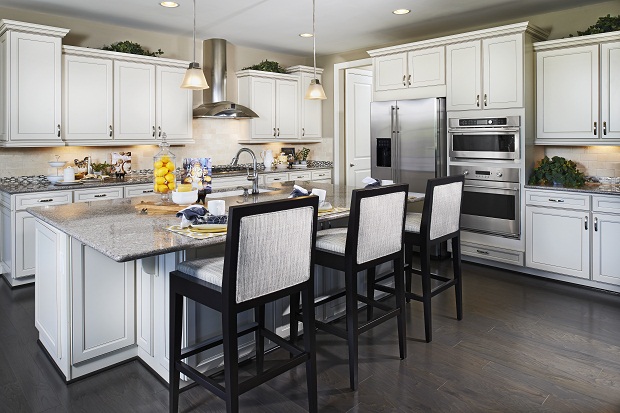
[[371, 98, 446, 193], [450, 164, 520, 238], [448, 116, 520, 161]]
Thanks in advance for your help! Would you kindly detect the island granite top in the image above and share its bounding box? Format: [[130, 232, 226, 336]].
[[26, 181, 354, 263]]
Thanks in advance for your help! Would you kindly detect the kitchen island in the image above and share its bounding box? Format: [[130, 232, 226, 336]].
[[28, 182, 420, 382]]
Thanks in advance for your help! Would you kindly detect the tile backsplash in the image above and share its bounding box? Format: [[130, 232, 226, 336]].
[[0, 118, 334, 177], [543, 146, 620, 177]]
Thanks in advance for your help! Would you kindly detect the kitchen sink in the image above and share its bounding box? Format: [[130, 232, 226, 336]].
[[205, 188, 277, 198]]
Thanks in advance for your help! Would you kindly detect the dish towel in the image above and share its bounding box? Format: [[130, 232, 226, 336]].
[[289, 184, 312, 198], [176, 205, 228, 228], [362, 176, 382, 188]]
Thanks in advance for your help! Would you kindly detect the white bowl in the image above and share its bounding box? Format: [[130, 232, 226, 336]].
[[48, 161, 67, 168], [46, 175, 63, 184], [171, 189, 199, 205]]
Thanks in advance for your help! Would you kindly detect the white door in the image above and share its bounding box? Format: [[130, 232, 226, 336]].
[[536, 45, 599, 140], [446, 40, 481, 111], [601, 41, 620, 140], [374, 53, 407, 91], [63, 55, 113, 142], [250, 77, 276, 140], [483, 34, 523, 109], [592, 213, 620, 286], [114, 60, 156, 142], [345, 69, 372, 187], [275, 79, 298, 140], [156, 66, 192, 143], [300, 72, 322, 139]]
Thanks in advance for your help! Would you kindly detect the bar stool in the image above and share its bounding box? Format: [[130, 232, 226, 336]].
[[295, 184, 408, 391], [169, 196, 319, 413]]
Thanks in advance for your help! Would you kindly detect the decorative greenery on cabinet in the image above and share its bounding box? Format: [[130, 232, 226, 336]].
[[570, 14, 620, 37], [102, 41, 164, 57], [241, 60, 287, 73], [528, 156, 586, 187]]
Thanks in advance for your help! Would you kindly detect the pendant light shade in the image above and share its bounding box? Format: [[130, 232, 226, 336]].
[[305, 0, 326, 100], [181, 0, 209, 90]]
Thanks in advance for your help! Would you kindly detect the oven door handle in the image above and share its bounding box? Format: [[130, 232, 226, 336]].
[[449, 128, 520, 134], [464, 184, 519, 192]]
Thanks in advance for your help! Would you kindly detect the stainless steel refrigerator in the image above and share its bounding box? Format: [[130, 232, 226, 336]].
[[370, 98, 446, 194]]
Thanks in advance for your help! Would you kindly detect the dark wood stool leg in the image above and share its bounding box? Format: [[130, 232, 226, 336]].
[[345, 264, 359, 391], [420, 244, 433, 343], [301, 286, 318, 413], [452, 236, 463, 321], [393, 257, 407, 359], [290, 292, 300, 345], [366, 266, 375, 321], [169, 289, 183, 413], [222, 309, 240, 413], [255, 304, 265, 374], [404, 244, 412, 303]]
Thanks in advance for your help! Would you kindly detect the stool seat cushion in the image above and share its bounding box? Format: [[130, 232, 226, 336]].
[[404, 212, 422, 234], [176, 256, 225, 292], [316, 227, 348, 255]]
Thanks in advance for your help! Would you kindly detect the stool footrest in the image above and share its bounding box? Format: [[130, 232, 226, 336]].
[[409, 267, 451, 283], [181, 322, 258, 360], [314, 290, 346, 307], [261, 329, 304, 357], [357, 294, 392, 312], [239, 353, 310, 394], [177, 360, 226, 398], [359, 309, 401, 334]]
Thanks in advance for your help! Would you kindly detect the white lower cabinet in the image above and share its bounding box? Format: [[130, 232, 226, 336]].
[[592, 212, 620, 285]]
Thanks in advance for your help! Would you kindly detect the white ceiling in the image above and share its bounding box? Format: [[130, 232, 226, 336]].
[[0, 0, 609, 55]]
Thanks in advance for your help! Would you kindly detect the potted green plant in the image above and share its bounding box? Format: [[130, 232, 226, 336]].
[[528, 156, 586, 187], [91, 161, 111, 175], [296, 147, 310, 165]]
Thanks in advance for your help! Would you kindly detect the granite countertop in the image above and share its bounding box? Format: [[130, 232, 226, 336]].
[[524, 183, 620, 195], [26, 181, 353, 263]]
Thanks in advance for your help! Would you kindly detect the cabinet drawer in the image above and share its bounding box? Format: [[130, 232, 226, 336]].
[[311, 169, 332, 181], [74, 187, 123, 203], [461, 243, 524, 266], [289, 171, 312, 180], [211, 175, 255, 189], [592, 195, 620, 214], [525, 190, 590, 210], [264, 173, 289, 184], [15, 191, 72, 211], [124, 184, 156, 198]]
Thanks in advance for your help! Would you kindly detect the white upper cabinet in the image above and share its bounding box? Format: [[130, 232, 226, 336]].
[[287, 66, 323, 140], [534, 32, 620, 144], [374, 53, 408, 91], [447, 33, 523, 111], [373, 47, 445, 93], [62, 46, 192, 146], [0, 20, 69, 147], [237, 70, 300, 142]]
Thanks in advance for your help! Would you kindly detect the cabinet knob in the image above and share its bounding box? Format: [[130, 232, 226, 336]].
[[584, 216, 588, 230], [350, 163, 355, 167], [273, 128, 276, 137], [402, 75, 406, 86], [302, 128, 305, 137], [109, 125, 113, 137], [57, 124, 61, 137], [277, 128, 280, 137], [407, 74, 411, 86], [603, 121, 607, 136], [594, 122, 597, 136], [158, 126, 162, 137], [152, 126, 156, 137], [484, 94, 488, 107], [594, 216, 598, 231], [476, 95, 480, 107]]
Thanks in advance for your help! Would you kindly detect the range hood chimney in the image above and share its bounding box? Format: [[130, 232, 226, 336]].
[[193, 39, 258, 119]]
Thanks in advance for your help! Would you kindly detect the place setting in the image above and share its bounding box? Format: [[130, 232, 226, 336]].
[[166, 200, 228, 239], [289, 185, 347, 216]]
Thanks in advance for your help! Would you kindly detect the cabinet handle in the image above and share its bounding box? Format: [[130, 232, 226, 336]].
[[317, 173, 325, 176], [603, 121, 607, 136], [476, 249, 489, 255], [94, 194, 107, 198], [548, 198, 564, 203], [484, 94, 488, 107], [302, 128, 305, 137], [584, 216, 588, 230], [38, 198, 53, 203], [476, 95, 480, 107], [296, 175, 305, 178], [350, 163, 355, 167], [158, 126, 162, 137], [273, 178, 281, 181], [407, 74, 411, 86], [273, 128, 276, 137], [594, 122, 597, 136], [402, 75, 406, 86], [594, 216, 598, 231], [152, 126, 156, 137], [277, 128, 280, 137], [57, 124, 61, 137], [142, 190, 154, 193], [109, 125, 113, 137]]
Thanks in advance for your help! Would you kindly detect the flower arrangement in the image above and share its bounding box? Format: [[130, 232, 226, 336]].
[[296, 147, 310, 163]]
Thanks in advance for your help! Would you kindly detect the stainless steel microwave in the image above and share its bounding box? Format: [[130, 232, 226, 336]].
[[448, 116, 520, 161]]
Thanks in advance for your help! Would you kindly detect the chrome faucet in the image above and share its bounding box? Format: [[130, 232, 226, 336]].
[[231, 148, 259, 194]]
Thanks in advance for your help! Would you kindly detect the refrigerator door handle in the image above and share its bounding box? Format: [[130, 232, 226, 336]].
[[393, 105, 400, 183]]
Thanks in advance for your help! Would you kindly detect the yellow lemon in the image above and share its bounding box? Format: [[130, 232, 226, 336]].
[[157, 184, 169, 193], [160, 156, 170, 164], [204, 176, 212, 182], [155, 176, 165, 185], [154, 182, 158, 190], [164, 173, 175, 183], [153, 160, 163, 169], [165, 162, 175, 171], [167, 182, 176, 190]]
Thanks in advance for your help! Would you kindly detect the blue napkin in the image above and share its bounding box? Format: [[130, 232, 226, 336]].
[[289, 184, 312, 198], [176, 205, 228, 227], [362, 177, 382, 188]]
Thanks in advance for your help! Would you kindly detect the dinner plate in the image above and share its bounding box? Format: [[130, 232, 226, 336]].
[[189, 224, 228, 233]]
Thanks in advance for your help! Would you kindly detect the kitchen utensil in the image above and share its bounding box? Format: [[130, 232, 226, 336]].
[[46, 175, 63, 184], [207, 200, 226, 216], [260, 149, 274, 169], [171, 189, 199, 205]]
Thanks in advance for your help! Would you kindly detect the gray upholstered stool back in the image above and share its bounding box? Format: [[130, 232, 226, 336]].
[[428, 181, 463, 240]]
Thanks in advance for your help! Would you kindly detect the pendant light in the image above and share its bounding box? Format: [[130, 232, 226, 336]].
[[305, 0, 326, 100], [180, 0, 209, 89]]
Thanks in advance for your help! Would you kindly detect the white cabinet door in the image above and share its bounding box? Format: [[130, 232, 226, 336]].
[[63, 55, 113, 143], [592, 213, 620, 286], [536, 45, 599, 140], [8, 32, 63, 145], [275, 79, 298, 140], [408, 46, 445, 88], [71, 240, 135, 363], [526, 206, 590, 279], [483, 34, 523, 109], [446, 40, 481, 111], [156, 66, 192, 143], [374, 53, 407, 91], [114, 60, 156, 142], [300, 72, 322, 139], [14, 210, 36, 279], [601, 41, 620, 140], [249, 77, 276, 140]]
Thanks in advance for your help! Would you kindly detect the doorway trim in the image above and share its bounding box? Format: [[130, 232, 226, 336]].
[[332, 57, 372, 185]]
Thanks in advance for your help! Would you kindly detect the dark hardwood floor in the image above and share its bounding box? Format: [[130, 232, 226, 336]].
[[1, 262, 619, 412]]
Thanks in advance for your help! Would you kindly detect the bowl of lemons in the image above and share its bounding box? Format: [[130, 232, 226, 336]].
[[171, 184, 198, 205]]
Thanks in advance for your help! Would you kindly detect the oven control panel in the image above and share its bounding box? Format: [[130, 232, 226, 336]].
[[448, 116, 520, 128], [450, 165, 520, 183]]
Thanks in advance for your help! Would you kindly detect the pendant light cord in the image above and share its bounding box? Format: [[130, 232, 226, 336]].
[[312, 0, 317, 80], [192, 0, 196, 63]]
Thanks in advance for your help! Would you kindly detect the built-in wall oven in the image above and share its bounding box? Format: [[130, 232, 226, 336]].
[[450, 164, 520, 238], [449, 116, 520, 160]]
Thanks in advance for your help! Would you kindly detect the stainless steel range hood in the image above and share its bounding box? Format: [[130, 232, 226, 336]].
[[193, 39, 258, 119]]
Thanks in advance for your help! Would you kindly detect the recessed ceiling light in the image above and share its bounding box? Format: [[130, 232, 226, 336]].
[[299, 33, 313, 38], [393, 9, 411, 15], [160, 1, 179, 8]]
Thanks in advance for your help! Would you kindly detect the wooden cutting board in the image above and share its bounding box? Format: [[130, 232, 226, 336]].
[[135, 201, 196, 215]]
